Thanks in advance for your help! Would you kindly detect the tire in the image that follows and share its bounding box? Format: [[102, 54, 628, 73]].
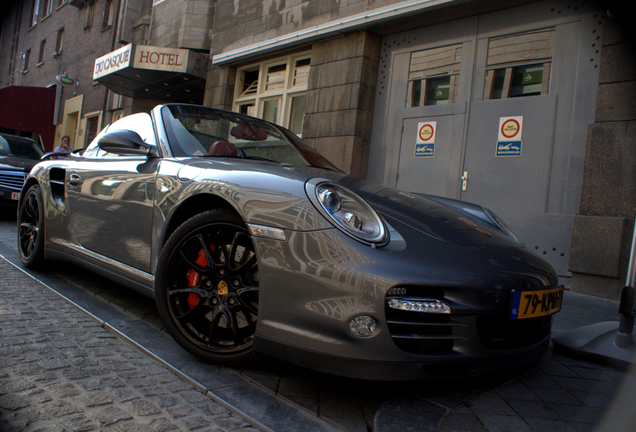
[[18, 184, 46, 268], [155, 209, 259, 364]]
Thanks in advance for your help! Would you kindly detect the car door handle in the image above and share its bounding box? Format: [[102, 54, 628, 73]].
[[68, 174, 82, 186]]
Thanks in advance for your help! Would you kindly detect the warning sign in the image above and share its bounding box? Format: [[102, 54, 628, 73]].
[[497, 116, 523, 157], [498, 116, 523, 140], [415, 121, 436, 158], [417, 122, 436, 144]]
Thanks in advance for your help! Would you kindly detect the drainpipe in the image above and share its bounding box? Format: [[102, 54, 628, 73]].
[[627, 219, 636, 288]]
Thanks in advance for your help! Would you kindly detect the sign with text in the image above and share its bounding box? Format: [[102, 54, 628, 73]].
[[133, 45, 189, 73], [496, 116, 523, 157], [93, 44, 132, 80], [415, 121, 436, 158]]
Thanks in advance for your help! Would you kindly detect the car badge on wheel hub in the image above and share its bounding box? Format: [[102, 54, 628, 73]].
[[217, 280, 228, 295]]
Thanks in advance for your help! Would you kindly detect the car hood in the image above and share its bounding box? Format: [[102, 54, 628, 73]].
[[280, 167, 521, 248], [0, 157, 40, 172]]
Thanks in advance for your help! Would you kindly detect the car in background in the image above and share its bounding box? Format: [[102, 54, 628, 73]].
[[17, 104, 563, 380], [0, 133, 44, 207]]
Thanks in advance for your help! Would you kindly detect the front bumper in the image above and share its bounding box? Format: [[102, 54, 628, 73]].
[[252, 217, 559, 379]]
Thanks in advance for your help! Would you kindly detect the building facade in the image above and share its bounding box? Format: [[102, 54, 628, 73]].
[[1, 0, 634, 299], [0, 0, 122, 151]]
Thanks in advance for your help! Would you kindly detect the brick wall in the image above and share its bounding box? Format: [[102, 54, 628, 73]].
[[0, 0, 119, 148]]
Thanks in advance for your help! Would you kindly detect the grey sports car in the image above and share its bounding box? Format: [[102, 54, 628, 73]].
[[18, 104, 562, 380]]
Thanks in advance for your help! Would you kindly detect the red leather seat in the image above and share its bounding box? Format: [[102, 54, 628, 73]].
[[208, 140, 237, 156]]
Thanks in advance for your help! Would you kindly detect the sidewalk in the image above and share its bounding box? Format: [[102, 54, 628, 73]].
[[0, 257, 262, 431]]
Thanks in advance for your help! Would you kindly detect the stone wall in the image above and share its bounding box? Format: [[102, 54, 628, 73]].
[[568, 16, 636, 299], [302, 31, 380, 178], [149, 0, 215, 50], [210, 0, 397, 56]]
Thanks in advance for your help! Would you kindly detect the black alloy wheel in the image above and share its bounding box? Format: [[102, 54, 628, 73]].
[[18, 184, 45, 268], [155, 209, 259, 364]]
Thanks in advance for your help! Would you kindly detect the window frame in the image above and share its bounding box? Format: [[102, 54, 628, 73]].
[[234, 51, 311, 132], [30, 0, 41, 27], [37, 39, 46, 65]]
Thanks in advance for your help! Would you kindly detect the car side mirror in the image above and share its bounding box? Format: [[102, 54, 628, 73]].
[[98, 130, 158, 157]]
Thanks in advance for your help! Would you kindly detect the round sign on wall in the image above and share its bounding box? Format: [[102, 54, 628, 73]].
[[417, 121, 437, 144], [498, 116, 523, 141]]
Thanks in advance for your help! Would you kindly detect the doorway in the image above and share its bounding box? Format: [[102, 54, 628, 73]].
[[367, 2, 603, 276]]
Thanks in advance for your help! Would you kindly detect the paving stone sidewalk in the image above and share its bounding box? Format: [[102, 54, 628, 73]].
[[0, 258, 259, 432]]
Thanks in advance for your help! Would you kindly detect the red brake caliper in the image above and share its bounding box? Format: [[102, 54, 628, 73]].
[[185, 245, 214, 309]]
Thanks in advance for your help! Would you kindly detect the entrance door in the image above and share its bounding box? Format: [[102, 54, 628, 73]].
[[367, 3, 601, 276], [459, 96, 572, 269]]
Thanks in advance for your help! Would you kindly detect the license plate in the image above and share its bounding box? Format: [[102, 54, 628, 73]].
[[11, 192, 19, 201], [510, 286, 563, 319]]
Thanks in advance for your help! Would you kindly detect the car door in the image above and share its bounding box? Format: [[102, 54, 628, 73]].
[[66, 113, 159, 273]]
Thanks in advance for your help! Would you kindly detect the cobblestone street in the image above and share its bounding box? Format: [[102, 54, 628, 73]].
[[0, 258, 258, 432]]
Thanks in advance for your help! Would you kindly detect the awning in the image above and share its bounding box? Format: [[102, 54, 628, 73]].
[[93, 44, 207, 104], [0, 86, 56, 151]]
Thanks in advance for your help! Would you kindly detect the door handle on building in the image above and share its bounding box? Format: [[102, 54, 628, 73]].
[[461, 171, 468, 191]]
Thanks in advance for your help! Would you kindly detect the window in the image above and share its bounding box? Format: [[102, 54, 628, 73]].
[[23, 49, 31, 72], [84, 115, 100, 148], [44, 0, 53, 16], [108, 90, 124, 111], [483, 29, 554, 100], [85, 2, 94, 29], [54, 28, 64, 55], [234, 52, 311, 134], [31, 0, 40, 27], [406, 44, 462, 107], [38, 39, 46, 65], [102, 0, 115, 30], [57, 0, 67, 8]]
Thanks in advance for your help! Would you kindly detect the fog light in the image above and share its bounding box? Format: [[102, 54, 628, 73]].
[[349, 316, 376, 337], [387, 299, 451, 314]]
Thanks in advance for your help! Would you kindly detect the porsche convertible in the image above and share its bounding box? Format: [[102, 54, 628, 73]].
[[17, 104, 563, 380]]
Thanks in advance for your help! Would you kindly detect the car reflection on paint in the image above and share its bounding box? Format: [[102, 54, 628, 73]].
[[17, 104, 563, 380], [0, 133, 44, 207]]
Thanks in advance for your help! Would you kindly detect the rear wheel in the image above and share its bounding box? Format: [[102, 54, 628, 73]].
[[155, 209, 259, 364], [18, 184, 45, 268]]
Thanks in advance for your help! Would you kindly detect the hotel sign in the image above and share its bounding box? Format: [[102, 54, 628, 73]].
[[93, 44, 132, 80], [133, 45, 189, 73]]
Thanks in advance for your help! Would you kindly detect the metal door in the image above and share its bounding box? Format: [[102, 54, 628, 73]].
[[459, 96, 572, 272], [396, 114, 465, 198], [367, 3, 601, 276]]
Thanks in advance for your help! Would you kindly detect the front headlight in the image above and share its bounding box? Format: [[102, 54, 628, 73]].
[[307, 180, 387, 246]]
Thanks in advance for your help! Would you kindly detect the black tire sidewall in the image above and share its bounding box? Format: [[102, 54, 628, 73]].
[[155, 208, 256, 364], [18, 184, 45, 268]]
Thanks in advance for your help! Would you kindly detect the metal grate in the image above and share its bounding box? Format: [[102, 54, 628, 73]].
[[0, 171, 26, 191], [385, 286, 465, 355]]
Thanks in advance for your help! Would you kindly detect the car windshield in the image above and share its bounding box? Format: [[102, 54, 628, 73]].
[[161, 105, 339, 171], [0, 135, 44, 160]]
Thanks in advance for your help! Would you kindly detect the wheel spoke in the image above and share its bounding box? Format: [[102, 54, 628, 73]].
[[228, 232, 254, 273], [236, 286, 258, 316], [178, 235, 208, 272], [208, 305, 244, 348]]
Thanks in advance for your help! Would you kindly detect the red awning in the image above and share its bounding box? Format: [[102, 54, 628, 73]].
[[0, 86, 56, 151]]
